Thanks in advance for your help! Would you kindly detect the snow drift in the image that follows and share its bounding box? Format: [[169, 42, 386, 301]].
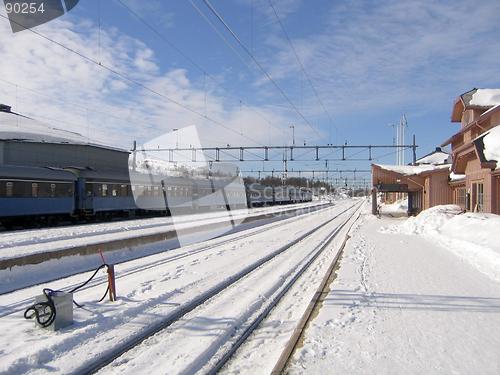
[[382, 205, 500, 283]]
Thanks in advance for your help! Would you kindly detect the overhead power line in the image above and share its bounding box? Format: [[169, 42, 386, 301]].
[[0, 13, 266, 147], [200, 0, 322, 139], [116, 0, 283, 135], [267, 0, 340, 141]]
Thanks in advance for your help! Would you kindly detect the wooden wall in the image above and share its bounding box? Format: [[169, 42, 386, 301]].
[[428, 171, 453, 208]]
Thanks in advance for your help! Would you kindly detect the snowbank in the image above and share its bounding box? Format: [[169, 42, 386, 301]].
[[380, 198, 408, 215], [382, 205, 500, 283], [483, 126, 500, 169]]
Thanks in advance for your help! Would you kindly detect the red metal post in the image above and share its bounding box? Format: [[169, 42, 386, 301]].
[[107, 265, 116, 302]]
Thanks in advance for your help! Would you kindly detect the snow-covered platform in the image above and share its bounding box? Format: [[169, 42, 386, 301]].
[[289, 206, 500, 374], [0, 202, 330, 293]]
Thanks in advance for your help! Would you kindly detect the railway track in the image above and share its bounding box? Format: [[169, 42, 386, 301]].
[[0, 202, 334, 316], [71, 200, 364, 375], [0, 202, 330, 296]]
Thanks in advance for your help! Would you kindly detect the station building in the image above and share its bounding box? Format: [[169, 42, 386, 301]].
[[372, 88, 500, 215], [371, 150, 452, 215], [441, 89, 500, 214]]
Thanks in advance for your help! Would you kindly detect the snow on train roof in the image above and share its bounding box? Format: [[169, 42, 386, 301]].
[[0, 165, 77, 180], [130, 156, 241, 180], [0, 111, 127, 153]]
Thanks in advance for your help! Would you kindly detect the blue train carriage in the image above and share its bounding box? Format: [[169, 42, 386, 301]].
[[300, 187, 313, 202], [286, 185, 299, 203], [246, 183, 274, 207], [163, 175, 196, 214], [0, 165, 76, 226], [273, 185, 289, 205], [195, 176, 247, 211], [73, 169, 138, 218]]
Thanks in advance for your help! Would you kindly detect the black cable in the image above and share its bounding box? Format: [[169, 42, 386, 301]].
[[23, 288, 57, 328], [24, 264, 112, 327], [68, 264, 108, 295]]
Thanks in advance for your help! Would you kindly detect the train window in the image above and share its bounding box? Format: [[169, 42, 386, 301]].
[[50, 184, 56, 197], [32, 183, 39, 198], [86, 184, 93, 197], [37, 182, 51, 198], [112, 186, 118, 197], [121, 185, 128, 197], [6, 182, 13, 197], [102, 184, 108, 197]]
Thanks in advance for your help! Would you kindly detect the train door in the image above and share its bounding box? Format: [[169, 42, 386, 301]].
[[77, 178, 93, 213]]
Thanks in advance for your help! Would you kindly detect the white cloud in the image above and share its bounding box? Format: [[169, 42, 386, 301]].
[[0, 11, 302, 151], [259, 0, 500, 117]]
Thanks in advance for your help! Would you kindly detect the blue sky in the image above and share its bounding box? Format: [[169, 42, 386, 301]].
[[1, 0, 500, 183]]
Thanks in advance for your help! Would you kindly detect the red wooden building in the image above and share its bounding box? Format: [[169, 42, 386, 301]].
[[442, 88, 500, 214]]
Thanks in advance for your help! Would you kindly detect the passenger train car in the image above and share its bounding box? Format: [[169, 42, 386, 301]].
[[0, 105, 311, 227], [0, 165, 312, 227]]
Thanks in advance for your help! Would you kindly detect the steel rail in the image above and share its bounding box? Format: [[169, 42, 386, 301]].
[[271, 209, 363, 374], [72, 202, 360, 375], [0, 203, 332, 315], [206, 201, 364, 374]]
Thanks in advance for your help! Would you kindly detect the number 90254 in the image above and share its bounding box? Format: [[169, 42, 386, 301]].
[[5, 2, 45, 14]]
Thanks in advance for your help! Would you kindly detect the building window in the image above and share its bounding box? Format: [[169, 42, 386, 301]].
[[472, 182, 484, 212], [456, 187, 466, 207], [477, 183, 484, 212]]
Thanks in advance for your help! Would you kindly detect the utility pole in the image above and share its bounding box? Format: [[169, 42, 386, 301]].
[[282, 148, 288, 184], [412, 134, 417, 165], [290, 125, 295, 146], [399, 114, 408, 165], [173, 128, 179, 149]]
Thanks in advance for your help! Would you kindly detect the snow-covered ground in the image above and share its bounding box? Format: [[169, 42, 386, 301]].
[[0, 201, 325, 260], [0, 200, 357, 375], [0, 202, 330, 294], [379, 198, 408, 216], [289, 205, 500, 374], [382, 205, 500, 283]]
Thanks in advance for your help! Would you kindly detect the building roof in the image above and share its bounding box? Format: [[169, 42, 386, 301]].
[[372, 163, 451, 177], [0, 164, 77, 181], [449, 171, 465, 182], [415, 147, 450, 165], [0, 107, 128, 153], [442, 100, 500, 147], [451, 88, 500, 122], [475, 126, 500, 170]]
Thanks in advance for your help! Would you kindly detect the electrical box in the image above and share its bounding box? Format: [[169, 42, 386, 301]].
[[35, 291, 73, 331]]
